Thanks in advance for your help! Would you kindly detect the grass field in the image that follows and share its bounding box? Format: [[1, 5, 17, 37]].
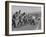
[[12, 20, 41, 31]]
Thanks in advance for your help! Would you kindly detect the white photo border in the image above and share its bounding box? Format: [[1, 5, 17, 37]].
[[9, 3, 44, 34]]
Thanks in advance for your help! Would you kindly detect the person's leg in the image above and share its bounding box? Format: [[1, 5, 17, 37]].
[[13, 21, 16, 28], [29, 19, 32, 25], [31, 19, 34, 24], [33, 20, 35, 25], [12, 19, 16, 28]]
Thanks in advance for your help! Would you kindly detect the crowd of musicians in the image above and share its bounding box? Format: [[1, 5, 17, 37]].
[[12, 10, 40, 28]]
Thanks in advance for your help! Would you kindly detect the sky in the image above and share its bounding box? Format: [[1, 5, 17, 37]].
[[12, 5, 41, 15]]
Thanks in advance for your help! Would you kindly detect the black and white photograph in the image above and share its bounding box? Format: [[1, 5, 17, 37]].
[[12, 6, 41, 31], [5, 1, 45, 36]]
